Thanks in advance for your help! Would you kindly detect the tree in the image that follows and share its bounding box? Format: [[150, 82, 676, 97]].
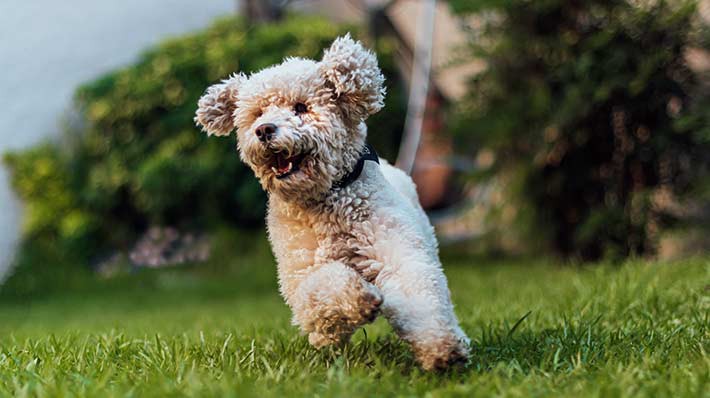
[[451, 0, 710, 260], [242, 0, 285, 24]]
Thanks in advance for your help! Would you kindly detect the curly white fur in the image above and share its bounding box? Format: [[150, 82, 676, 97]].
[[195, 34, 470, 370]]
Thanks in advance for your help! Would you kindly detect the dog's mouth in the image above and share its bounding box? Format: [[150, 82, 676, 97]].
[[270, 152, 306, 179]]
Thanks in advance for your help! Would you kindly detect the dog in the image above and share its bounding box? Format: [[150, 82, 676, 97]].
[[195, 34, 470, 370]]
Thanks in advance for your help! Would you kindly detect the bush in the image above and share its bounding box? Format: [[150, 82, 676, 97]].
[[2, 15, 405, 280], [451, 0, 710, 260]]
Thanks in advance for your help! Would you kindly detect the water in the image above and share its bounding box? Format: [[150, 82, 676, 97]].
[[0, 0, 236, 281]]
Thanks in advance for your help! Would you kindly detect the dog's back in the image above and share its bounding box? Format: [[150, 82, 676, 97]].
[[377, 159, 438, 249], [378, 159, 419, 209]]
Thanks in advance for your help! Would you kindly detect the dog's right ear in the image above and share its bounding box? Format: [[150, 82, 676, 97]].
[[194, 73, 246, 136]]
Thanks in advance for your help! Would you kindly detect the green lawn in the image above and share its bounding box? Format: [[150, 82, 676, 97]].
[[0, 238, 707, 397]]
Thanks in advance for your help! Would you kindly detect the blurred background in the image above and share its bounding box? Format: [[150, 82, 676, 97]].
[[2, 0, 710, 298]]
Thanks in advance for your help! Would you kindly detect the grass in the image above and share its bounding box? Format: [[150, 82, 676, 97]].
[[0, 234, 708, 397]]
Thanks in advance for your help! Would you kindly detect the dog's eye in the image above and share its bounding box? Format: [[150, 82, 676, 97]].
[[294, 102, 308, 115]]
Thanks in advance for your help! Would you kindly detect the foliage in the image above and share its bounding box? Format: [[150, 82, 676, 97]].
[[2, 15, 405, 268], [451, 0, 710, 260], [0, 242, 707, 396]]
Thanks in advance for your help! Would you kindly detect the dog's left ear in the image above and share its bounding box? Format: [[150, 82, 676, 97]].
[[195, 73, 246, 136], [319, 34, 386, 121]]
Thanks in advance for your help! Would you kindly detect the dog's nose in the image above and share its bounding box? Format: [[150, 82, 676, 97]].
[[255, 123, 277, 142]]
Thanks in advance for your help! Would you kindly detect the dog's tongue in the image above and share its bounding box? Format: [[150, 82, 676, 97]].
[[276, 154, 291, 173]]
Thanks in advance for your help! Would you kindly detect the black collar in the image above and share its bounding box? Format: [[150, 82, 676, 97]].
[[332, 143, 379, 190]]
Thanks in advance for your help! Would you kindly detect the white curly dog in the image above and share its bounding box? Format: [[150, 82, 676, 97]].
[[195, 34, 470, 370]]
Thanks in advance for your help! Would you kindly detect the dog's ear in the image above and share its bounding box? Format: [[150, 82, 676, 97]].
[[195, 73, 246, 136], [319, 34, 386, 121]]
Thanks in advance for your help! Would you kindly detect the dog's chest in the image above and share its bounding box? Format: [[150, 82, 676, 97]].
[[309, 193, 383, 281]]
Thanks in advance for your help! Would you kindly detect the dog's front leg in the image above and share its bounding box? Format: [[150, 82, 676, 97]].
[[267, 204, 381, 347], [374, 251, 470, 370], [289, 261, 382, 347]]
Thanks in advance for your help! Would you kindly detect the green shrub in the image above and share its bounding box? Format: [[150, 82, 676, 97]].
[[450, 0, 710, 260], [2, 15, 405, 283]]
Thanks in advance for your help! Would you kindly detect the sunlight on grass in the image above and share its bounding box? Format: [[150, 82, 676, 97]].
[[0, 247, 708, 397]]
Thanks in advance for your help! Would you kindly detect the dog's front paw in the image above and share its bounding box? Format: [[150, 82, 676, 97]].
[[413, 335, 471, 371], [309, 283, 382, 347], [357, 285, 383, 324], [292, 262, 383, 348], [308, 332, 335, 348]]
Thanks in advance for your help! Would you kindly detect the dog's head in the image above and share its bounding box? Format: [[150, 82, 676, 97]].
[[195, 34, 385, 201]]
